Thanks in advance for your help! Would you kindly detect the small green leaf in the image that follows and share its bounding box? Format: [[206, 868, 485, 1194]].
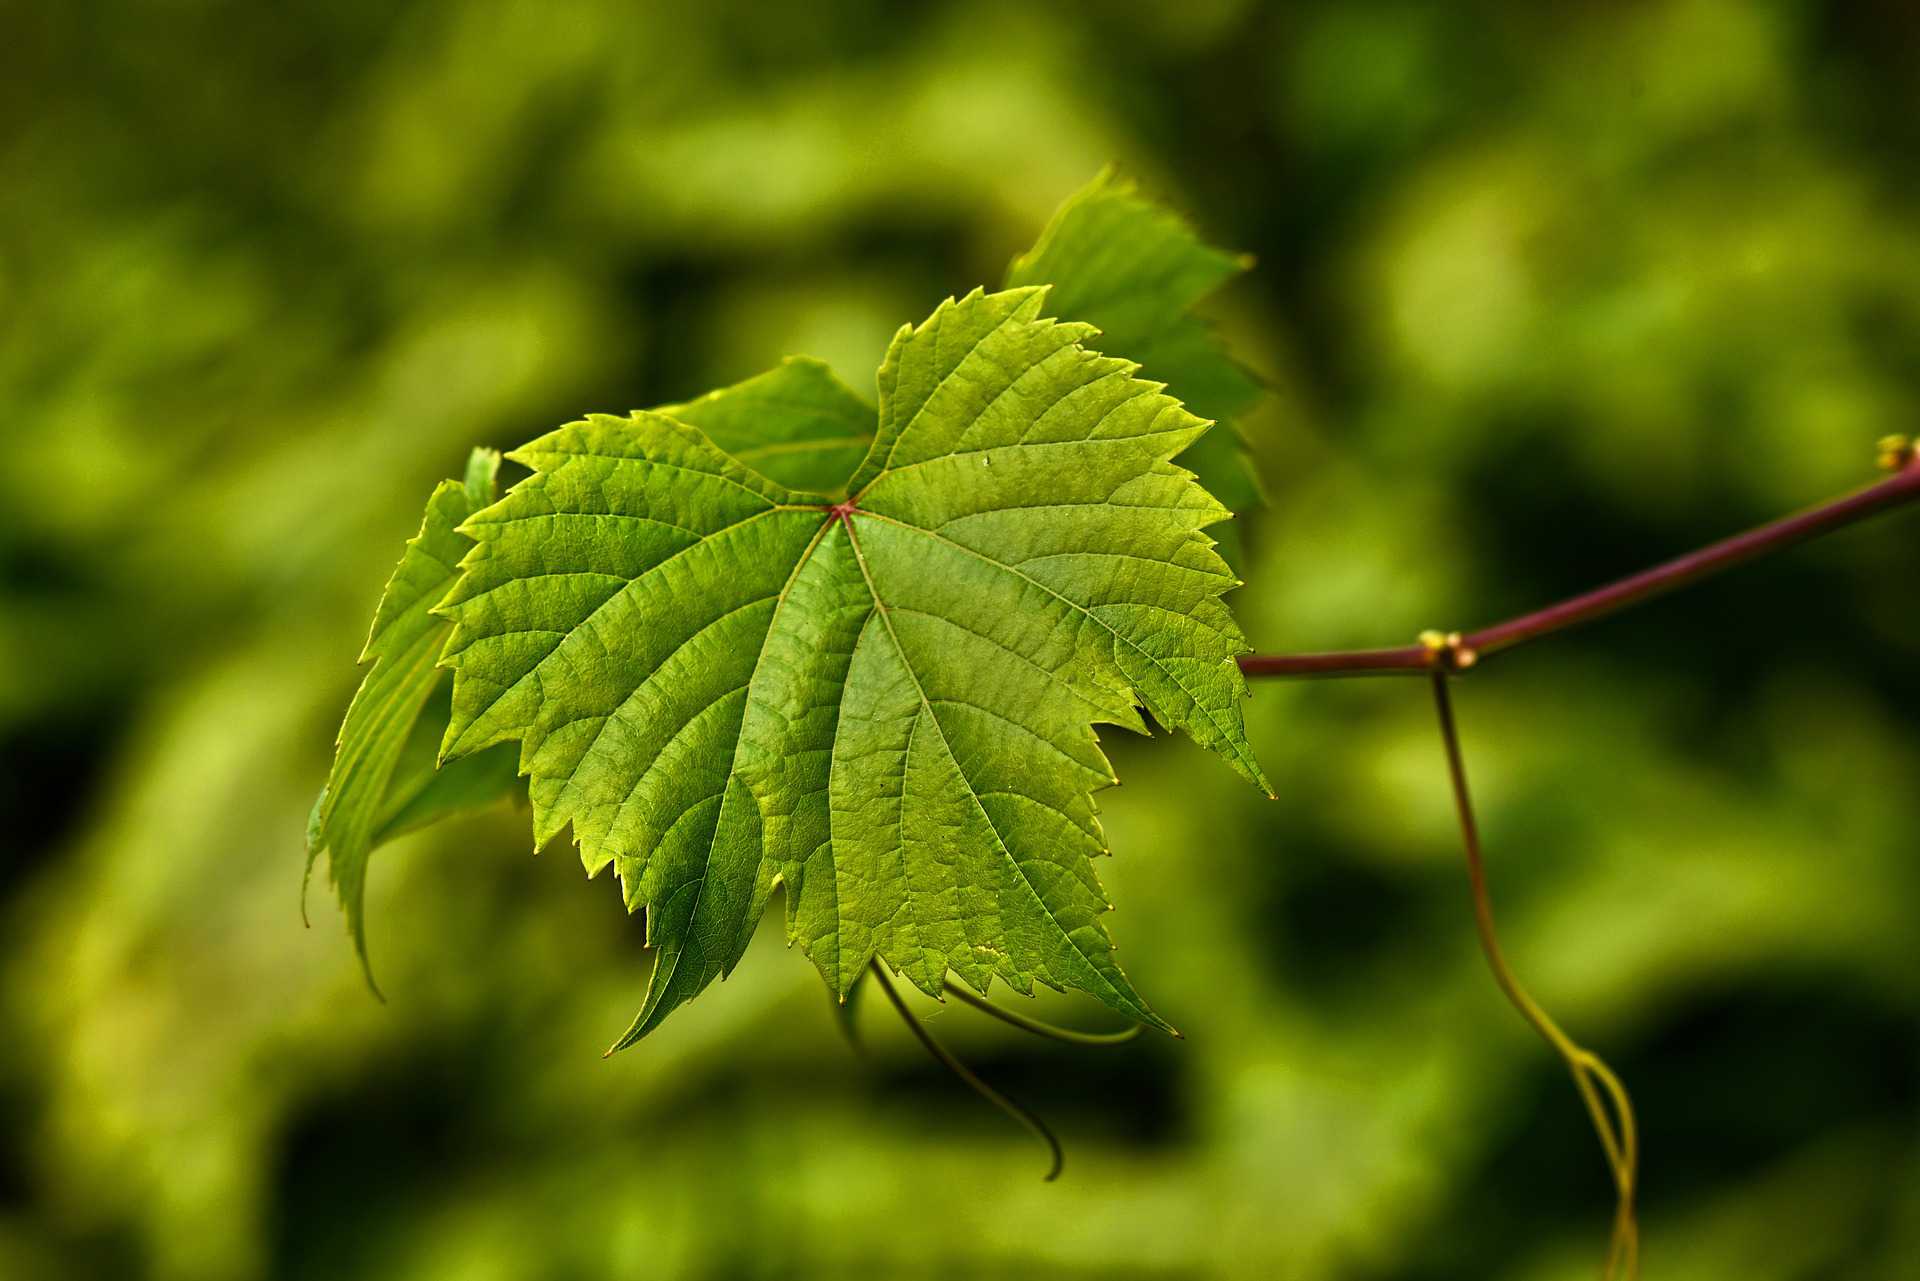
[[1007, 168, 1265, 550], [656, 356, 875, 494], [308, 447, 515, 988], [369, 685, 520, 847], [435, 286, 1267, 1047], [629, 171, 1263, 528]]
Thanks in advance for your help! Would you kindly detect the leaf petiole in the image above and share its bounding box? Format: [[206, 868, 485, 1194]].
[[868, 960, 1065, 1182], [944, 982, 1145, 1047]]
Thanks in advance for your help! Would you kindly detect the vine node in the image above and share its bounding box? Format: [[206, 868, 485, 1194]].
[[1418, 629, 1479, 673], [1879, 434, 1914, 472]]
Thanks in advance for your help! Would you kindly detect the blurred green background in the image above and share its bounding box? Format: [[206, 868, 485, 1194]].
[[3, 1, 1917, 1277]]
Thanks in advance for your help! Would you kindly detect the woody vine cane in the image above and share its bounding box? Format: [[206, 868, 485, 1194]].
[[1233, 436, 1920, 1278]]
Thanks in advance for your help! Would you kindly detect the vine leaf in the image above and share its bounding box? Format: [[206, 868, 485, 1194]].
[[434, 286, 1269, 1047], [1007, 167, 1265, 551], [306, 448, 518, 989], [656, 355, 874, 494]]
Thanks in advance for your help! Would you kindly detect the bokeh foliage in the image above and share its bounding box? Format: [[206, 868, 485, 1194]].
[[2, 1, 1916, 1277]]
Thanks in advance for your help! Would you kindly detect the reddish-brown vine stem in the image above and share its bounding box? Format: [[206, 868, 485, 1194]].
[[1235, 439, 1917, 1277], [1240, 441, 1920, 679]]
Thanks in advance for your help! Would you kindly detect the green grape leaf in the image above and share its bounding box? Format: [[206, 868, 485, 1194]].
[[1007, 167, 1265, 547], [367, 683, 522, 845], [656, 356, 874, 494], [434, 286, 1269, 1048], [307, 448, 517, 989]]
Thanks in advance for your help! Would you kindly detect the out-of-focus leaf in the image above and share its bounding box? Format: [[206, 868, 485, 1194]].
[[307, 448, 514, 985], [636, 174, 1264, 531], [368, 691, 520, 846], [1007, 168, 1265, 544]]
